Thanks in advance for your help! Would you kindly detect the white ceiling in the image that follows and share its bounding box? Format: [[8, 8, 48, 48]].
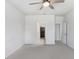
[[6, 0, 74, 15]]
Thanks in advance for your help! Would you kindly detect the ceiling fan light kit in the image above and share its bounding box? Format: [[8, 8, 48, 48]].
[[43, 2, 49, 7]]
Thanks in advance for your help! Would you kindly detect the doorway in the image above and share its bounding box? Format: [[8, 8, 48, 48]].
[[62, 22, 67, 45], [55, 24, 60, 41], [40, 26, 46, 45]]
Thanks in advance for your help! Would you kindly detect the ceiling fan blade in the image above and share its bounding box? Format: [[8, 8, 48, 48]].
[[49, 5, 54, 9], [29, 2, 41, 5], [53, 0, 64, 3]]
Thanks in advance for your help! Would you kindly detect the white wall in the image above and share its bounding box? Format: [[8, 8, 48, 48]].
[[55, 16, 64, 40], [64, 9, 74, 48], [5, 1, 25, 57], [25, 15, 55, 45]]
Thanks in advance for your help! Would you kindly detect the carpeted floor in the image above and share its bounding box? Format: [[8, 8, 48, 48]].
[[6, 41, 74, 59]]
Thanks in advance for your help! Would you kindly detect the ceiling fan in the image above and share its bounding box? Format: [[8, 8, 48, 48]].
[[29, 0, 64, 9]]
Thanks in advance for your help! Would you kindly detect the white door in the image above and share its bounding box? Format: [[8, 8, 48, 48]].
[[62, 23, 67, 44], [55, 24, 60, 40]]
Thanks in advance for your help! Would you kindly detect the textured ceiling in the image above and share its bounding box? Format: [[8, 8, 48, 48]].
[[6, 0, 74, 15]]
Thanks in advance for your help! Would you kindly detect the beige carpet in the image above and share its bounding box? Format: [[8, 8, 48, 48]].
[[6, 41, 74, 59]]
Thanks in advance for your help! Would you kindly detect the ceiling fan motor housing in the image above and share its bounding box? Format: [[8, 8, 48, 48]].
[[43, 0, 50, 3]]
